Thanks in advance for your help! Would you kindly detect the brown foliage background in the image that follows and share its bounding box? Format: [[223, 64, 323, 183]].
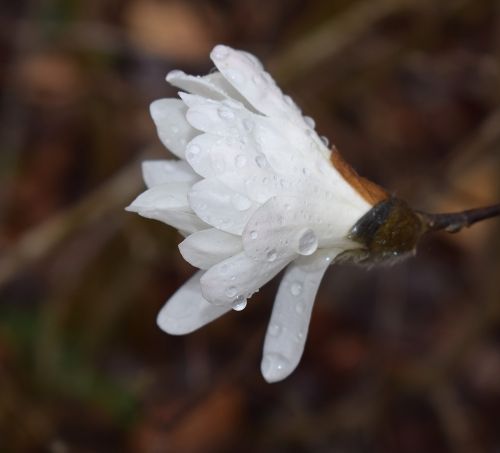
[[0, 0, 499, 452]]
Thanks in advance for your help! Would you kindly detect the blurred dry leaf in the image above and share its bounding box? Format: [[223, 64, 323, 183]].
[[15, 53, 85, 106], [125, 0, 216, 62]]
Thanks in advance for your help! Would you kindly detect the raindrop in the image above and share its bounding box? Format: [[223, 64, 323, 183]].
[[261, 353, 290, 380], [212, 45, 229, 60], [295, 302, 305, 314], [268, 323, 282, 337], [266, 249, 277, 262], [297, 228, 318, 256], [235, 154, 247, 168], [320, 135, 329, 147], [171, 125, 179, 134], [226, 69, 243, 84], [232, 296, 247, 311], [218, 107, 234, 120], [283, 95, 294, 107], [250, 230, 258, 240], [212, 158, 226, 172], [304, 116, 315, 128], [231, 193, 252, 211], [187, 144, 200, 155], [255, 154, 267, 168], [290, 282, 303, 296], [225, 286, 237, 298], [252, 74, 264, 85], [243, 118, 254, 132]]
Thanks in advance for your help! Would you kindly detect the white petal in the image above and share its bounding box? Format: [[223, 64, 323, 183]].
[[157, 271, 231, 335], [166, 70, 228, 100], [242, 196, 361, 262], [210, 45, 304, 123], [126, 182, 207, 233], [150, 99, 198, 158], [189, 178, 259, 235], [142, 160, 199, 188], [200, 251, 291, 306], [179, 228, 242, 269], [261, 249, 340, 382]]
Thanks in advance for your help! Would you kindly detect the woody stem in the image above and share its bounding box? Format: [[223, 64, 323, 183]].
[[420, 204, 500, 233]]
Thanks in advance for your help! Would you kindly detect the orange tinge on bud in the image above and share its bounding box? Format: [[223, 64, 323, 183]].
[[330, 148, 388, 206]]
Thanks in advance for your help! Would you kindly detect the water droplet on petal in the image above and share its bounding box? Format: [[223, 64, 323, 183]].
[[171, 125, 179, 134], [268, 323, 282, 337], [235, 154, 247, 168], [290, 282, 303, 296], [250, 230, 258, 240], [218, 106, 234, 120], [297, 228, 318, 256], [187, 144, 200, 155], [304, 116, 315, 128], [255, 154, 267, 168], [243, 118, 254, 132], [226, 69, 243, 84], [232, 296, 247, 311], [320, 135, 329, 147], [212, 45, 229, 60], [225, 286, 237, 298], [295, 302, 305, 314], [261, 353, 290, 382], [231, 193, 251, 211], [283, 95, 294, 107], [266, 249, 277, 262]]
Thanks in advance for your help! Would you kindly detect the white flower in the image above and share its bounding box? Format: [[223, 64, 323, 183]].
[[126, 44, 387, 382]]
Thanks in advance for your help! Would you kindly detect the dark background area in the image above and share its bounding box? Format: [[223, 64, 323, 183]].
[[0, 0, 499, 452]]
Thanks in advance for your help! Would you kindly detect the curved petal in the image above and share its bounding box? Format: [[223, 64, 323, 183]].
[[166, 70, 228, 100], [142, 160, 199, 188], [157, 271, 231, 335], [150, 99, 198, 158], [179, 228, 242, 269], [189, 179, 259, 235], [210, 45, 305, 123], [126, 182, 207, 233], [261, 249, 341, 382], [200, 251, 291, 306], [242, 196, 360, 262]]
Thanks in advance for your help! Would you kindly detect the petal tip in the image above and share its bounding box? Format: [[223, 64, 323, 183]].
[[260, 352, 293, 383]]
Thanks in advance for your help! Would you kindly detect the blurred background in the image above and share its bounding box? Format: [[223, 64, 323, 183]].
[[0, 0, 499, 451]]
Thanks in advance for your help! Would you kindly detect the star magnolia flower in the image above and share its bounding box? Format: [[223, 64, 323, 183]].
[[127, 44, 401, 382]]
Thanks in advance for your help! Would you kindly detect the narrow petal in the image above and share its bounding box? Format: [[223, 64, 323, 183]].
[[189, 178, 259, 235], [242, 196, 361, 262], [261, 249, 341, 382], [126, 183, 207, 233], [210, 45, 304, 123], [200, 251, 290, 306], [166, 70, 228, 100], [142, 160, 199, 188], [179, 228, 242, 269], [150, 99, 198, 158], [157, 271, 231, 335]]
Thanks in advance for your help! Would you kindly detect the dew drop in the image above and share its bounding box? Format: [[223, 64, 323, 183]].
[[255, 154, 267, 168], [171, 125, 179, 134], [304, 116, 315, 128], [297, 228, 318, 256], [226, 69, 243, 84], [320, 135, 330, 147], [212, 158, 226, 172], [231, 193, 251, 211], [252, 73, 264, 85], [225, 286, 237, 298], [283, 95, 294, 107], [218, 106, 234, 120], [243, 118, 254, 132], [268, 323, 282, 337], [250, 230, 258, 240], [261, 353, 290, 381], [290, 282, 303, 296], [212, 45, 229, 60], [266, 249, 277, 262], [295, 302, 305, 314], [232, 296, 247, 311], [235, 154, 247, 168], [187, 144, 200, 155]]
